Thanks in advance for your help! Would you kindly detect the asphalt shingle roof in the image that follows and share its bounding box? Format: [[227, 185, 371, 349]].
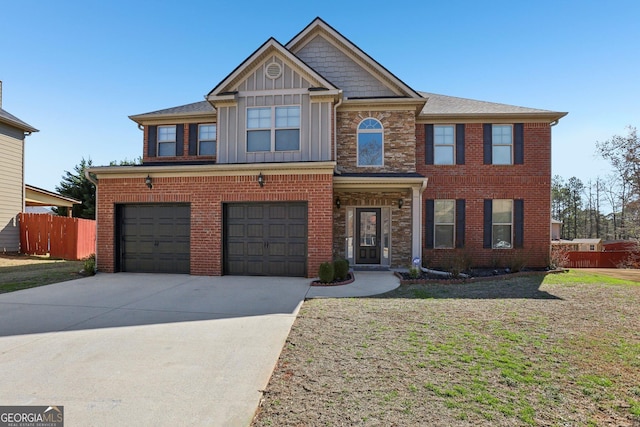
[[129, 101, 214, 121], [0, 107, 38, 133], [418, 91, 558, 116]]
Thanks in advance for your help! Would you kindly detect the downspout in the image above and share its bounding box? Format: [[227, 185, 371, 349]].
[[84, 170, 99, 273], [333, 91, 344, 174]]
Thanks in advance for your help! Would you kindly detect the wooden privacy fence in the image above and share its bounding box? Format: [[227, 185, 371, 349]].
[[565, 251, 630, 268], [19, 213, 96, 260]]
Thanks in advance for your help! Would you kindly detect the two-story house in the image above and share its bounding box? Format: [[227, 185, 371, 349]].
[[0, 81, 39, 252], [88, 18, 566, 277]]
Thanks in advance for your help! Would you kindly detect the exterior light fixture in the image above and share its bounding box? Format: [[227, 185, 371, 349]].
[[335, 197, 341, 209], [257, 172, 265, 187], [145, 175, 153, 189], [398, 198, 404, 208]]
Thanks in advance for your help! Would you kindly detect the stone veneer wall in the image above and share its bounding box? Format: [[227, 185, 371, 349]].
[[336, 110, 416, 173], [332, 191, 412, 268]]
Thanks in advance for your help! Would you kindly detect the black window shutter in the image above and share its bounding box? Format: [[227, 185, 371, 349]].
[[425, 124, 434, 165], [483, 199, 493, 248], [425, 199, 434, 249], [483, 124, 492, 165], [188, 124, 198, 156], [455, 199, 465, 248], [175, 124, 184, 156], [455, 124, 465, 165], [514, 199, 524, 248], [514, 123, 524, 164], [147, 126, 157, 157]]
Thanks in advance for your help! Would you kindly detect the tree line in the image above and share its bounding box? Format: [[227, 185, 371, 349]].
[[552, 126, 638, 241]]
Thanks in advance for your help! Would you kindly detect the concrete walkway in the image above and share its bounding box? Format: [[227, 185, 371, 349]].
[[0, 271, 399, 426]]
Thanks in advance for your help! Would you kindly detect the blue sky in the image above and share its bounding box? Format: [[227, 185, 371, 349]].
[[2, 1, 638, 200]]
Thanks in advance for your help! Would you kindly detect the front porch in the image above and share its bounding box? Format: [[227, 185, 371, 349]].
[[332, 174, 427, 269]]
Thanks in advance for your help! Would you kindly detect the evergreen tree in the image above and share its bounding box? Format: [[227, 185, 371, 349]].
[[53, 158, 96, 219]]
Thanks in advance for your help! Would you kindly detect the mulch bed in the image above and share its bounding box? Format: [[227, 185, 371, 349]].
[[311, 272, 355, 286]]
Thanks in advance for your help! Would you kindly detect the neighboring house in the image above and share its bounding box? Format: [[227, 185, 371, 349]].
[[551, 219, 562, 240], [571, 238, 603, 252], [0, 81, 39, 252], [25, 184, 80, 215], [88, 18, 566, 277]]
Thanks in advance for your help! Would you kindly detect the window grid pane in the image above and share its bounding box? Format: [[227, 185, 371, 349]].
[[275, 106, 300, 128], [247, 108, 271, 129], [158, 142, 176, 156], [434, 200, 455, 248], [158, 126, 176, 142], [199, 124, 216, 141], [492, 199, 513, 249]]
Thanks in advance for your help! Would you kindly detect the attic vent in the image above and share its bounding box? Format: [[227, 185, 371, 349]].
[[265, 62, 282, 80]]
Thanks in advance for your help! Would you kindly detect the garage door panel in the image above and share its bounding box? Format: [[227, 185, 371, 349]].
[[247, 224, 263, 238], [289, 224, 306, 239], [247, 205, 263, 219], [246, 242, 265, 256], [224, 202, 307, 277], [117, 204, 190, 274]]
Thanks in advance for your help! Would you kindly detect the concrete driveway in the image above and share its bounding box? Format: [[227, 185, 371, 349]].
[[0, 273, 311, 426]]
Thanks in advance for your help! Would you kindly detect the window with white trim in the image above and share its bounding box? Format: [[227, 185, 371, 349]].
[[198, 124, 216, 156], [434, 125, 454, 165], [434, 199, 455, 248], [492, 125, 513, 165], [158, 125, 177, 157], [492, 199, 513, 249], [247, 106, 300, 152], [357, 118, 383, 166]]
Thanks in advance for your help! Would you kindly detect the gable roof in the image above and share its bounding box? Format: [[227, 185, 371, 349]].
[[0, 107, 38, 133], [286, 17, 422, 100], [418, 92, 567, 122], [207, 37, 338, 100]]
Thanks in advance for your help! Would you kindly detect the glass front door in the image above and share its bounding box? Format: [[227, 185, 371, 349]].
[[355, 208, 381, 264]]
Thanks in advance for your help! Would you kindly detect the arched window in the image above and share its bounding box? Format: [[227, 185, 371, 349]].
[[357, 118, 383, 166]]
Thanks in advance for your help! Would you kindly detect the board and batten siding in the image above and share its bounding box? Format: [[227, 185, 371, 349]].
[[217, 55, 333, 164], [0, 122, 25, 252]]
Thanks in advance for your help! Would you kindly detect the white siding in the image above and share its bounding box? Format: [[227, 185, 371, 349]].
[[0, 123, 24, 251]]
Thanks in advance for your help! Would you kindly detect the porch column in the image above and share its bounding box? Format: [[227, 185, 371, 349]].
[[411, 185, 422, 262]]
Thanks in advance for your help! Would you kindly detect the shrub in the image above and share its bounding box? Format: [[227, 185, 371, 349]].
[[83, 254, 96, 276], [550, 245, 570, 269], [408, 266, 421, 279], [318, 262, 335, 283], [507, 252, 527, 273], [333, 259, 350, 281]]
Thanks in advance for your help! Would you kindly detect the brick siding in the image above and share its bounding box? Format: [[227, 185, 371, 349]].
[[96, 172, 333, 277], [417, 122, 552, 268]]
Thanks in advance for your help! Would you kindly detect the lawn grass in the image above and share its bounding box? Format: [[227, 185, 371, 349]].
[[0, 255, 83, 293], [253, 271, 640, 426]]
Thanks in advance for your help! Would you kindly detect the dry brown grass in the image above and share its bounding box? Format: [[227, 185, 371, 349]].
[[253, 271, 640, 426]]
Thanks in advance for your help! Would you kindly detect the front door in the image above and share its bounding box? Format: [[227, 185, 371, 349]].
[[356, 208, 381, 264]]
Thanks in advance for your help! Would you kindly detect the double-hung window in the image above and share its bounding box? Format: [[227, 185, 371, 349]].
[[158, 125, 176, 157], [247, 106, 300, 152], [492, 199, 513, 249], [434, 125, 454, 165], [434, 200, 455, 248], [198, 124, 216, 156], [492, 125, 513, 165]]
